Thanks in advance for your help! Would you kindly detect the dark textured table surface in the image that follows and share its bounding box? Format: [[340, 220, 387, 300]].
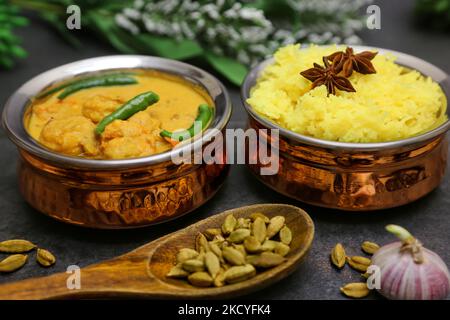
[[0, 0, 449, 299]]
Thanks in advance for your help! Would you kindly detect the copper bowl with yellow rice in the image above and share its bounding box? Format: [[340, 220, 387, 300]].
[[2, 56, 232, 228], [242, 45, 450, 211]]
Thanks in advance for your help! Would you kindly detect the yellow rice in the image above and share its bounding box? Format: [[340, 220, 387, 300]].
[[247, 44, 447, 143]]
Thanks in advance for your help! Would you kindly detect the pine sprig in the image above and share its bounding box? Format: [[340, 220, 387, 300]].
[[0, 0, 28, 69]]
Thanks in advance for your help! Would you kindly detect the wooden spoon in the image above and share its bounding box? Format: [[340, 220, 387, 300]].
[[0, 204, 314, 299]]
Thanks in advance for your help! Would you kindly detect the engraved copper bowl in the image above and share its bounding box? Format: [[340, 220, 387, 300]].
[[241, 46, 450, 211], [2, 56, 232, 228]]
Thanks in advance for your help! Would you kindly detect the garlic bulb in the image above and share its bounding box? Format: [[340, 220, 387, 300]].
[[371, 225, 450, 300]]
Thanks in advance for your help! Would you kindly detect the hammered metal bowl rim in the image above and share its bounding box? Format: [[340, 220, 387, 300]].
[[2, 55, 232, 169], [241, 45, 450, 151]]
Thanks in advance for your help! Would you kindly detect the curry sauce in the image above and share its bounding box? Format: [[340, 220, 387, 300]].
[[24, 70, 213, 159]]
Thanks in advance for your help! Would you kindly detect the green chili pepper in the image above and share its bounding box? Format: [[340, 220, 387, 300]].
[[35, 82, 72, 99], [36, 73, 137, 99], [95, 91, 160, 135], [160, 104, 213, 142], [58, 75, 138, 99]]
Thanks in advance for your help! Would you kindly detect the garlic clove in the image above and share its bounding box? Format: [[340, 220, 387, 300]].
[[370, 225, 450, 300]]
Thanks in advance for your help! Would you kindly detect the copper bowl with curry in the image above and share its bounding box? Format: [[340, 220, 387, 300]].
[[2, 56, 232, 228], [241, 45, 450, 211]]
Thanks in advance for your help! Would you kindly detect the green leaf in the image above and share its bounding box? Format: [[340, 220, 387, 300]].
[[40, 12, 81, 48], [134, 34, 203, 60], [10, 15, 29, 27], [0, 55, 13, 69], [204, 51, 248, 86], [435, 0, 450, 12], [86, 12, 137, 54], [245, 0, 271, 10], [10, 45, 27, 58]]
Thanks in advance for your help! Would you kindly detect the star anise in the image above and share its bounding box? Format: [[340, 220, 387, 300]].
[[327, 47, 378, 77], [300, 56, 356, 96]]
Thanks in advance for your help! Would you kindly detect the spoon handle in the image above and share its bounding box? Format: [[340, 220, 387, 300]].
[[0, 271, 81, 299], [0, 253, 169, 299]]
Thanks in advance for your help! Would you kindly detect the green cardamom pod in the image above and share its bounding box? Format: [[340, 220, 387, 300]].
[[361, 241, 380, 255], [36, 248, 56, 267], [0, 254, 28, 273], [224, 264, 256, 284], [346, 256, 371, 272], [243, 236, 261, 253], [188, 272, 213, 287], [249, 212, 270, 223], [204, 228, 222, 241], [222, 247, 245, 266], [228, 228, 251, 244], [182, 259, 205, 272], [0, 239, 36, 253], [274, 242, 290, 257], [222, 214, 237, 235], [252, 218, 267, 243], [251, 252, 286, 268], [195, 233, 209, 253], [340, 282, 370, 298], [205, 251, 220, 278], [177, 248, 199, 263], [330, 243, 346, 269], [279, 226, 292, 245], [266, 216, 285, 239], [167, 263, 189, 279]]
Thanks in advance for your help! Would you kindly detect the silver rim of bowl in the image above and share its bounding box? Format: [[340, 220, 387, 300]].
[[241, 45, 450, 151], [2, 55, 232, 169]]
